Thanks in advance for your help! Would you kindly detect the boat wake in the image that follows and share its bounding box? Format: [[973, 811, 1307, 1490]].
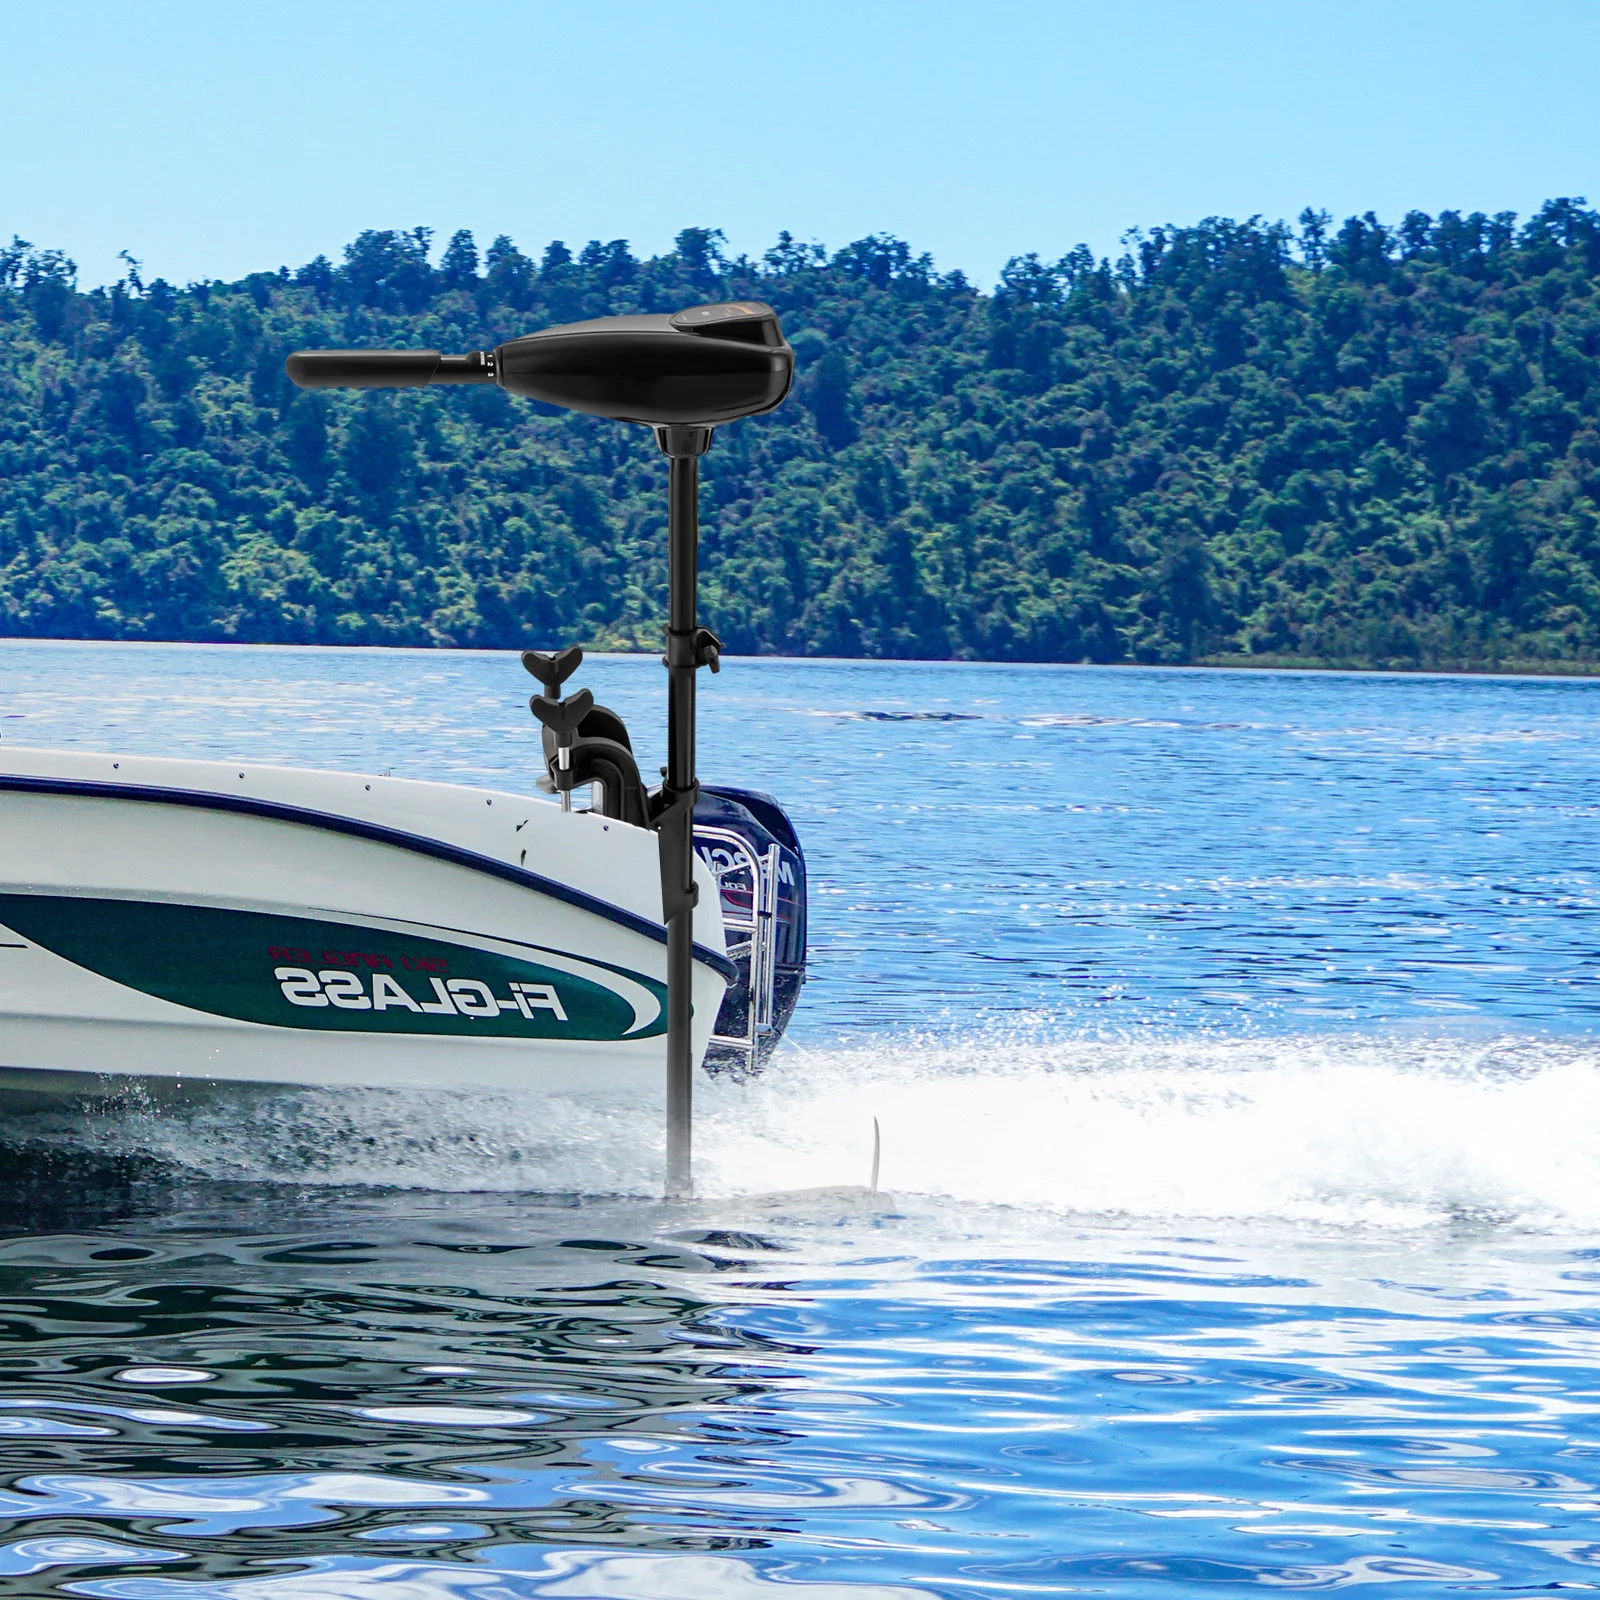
[[6, 1028, 1600, 1232]]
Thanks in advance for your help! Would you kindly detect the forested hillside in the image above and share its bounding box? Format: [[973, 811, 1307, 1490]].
[[3, 204, 1600, 669]]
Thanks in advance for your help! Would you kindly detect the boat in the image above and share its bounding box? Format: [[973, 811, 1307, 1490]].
[[0, 693, 804, 1094], [0, 301, 802, 1194]]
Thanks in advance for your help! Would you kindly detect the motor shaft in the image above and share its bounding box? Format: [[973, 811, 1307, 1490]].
[[659, 424, 714, 1199]]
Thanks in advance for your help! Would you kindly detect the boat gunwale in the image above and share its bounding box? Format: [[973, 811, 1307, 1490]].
[[0, 773, 740, 985]]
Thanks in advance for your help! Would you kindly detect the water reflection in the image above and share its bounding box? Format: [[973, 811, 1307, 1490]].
[[0, 1192, 1595, 1592], [0, 1194, 849, 1592]]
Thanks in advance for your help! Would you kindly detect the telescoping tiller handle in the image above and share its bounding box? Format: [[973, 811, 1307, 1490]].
[[284, 350, 495, 388], [286, 303, 794, 1200]]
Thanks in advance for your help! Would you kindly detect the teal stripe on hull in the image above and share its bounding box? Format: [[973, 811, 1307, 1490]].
[[0, 895, 667, 1042]]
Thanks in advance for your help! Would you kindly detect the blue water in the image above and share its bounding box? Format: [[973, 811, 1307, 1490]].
[[3, 642, 1600, 1595]]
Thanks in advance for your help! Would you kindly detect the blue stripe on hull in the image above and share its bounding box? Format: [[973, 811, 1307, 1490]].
[[0, 774, 739, 985]]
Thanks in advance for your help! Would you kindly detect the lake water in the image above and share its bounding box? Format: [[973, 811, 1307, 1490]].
[[2, 642, 1600, 1595]]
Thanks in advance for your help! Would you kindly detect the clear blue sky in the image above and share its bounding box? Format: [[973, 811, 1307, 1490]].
[[6, 0, 1596, 292]]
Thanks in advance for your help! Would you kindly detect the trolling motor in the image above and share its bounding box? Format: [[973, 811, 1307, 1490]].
[[287, 302, 795, 1198]]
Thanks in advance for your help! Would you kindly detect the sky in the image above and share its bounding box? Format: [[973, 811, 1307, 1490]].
[[5, 0, 1597, 293]]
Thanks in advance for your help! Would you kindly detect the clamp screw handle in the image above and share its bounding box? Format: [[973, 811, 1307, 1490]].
[[522, 646, 584, 693], [529, 687, 594, 743]]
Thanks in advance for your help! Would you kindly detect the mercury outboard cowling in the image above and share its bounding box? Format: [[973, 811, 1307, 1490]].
[[695, 786, 806, 1076]]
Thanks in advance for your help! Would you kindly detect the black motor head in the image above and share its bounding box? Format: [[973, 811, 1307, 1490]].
[[285, 302, 793, 430], [496, 302, 792, 426]]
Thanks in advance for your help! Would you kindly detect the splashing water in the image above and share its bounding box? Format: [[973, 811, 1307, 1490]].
[[18, 1029, 1593, 1234]]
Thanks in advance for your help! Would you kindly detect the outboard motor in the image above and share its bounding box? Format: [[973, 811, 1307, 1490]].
[[521, 648, 806, 1075], [695, 785, 807, 1076]]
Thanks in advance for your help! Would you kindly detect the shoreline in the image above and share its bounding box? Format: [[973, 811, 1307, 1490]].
[[3, 635, 1600, 684], [1195, 652, 1600, 680]]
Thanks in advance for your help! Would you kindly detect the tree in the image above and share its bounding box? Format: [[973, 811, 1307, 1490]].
[[440, 230, 479, 289]]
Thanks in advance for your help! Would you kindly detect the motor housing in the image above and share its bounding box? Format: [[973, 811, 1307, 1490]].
[[497, 305, 792, 426]]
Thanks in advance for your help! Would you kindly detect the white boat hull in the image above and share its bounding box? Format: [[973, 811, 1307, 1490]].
[[0, 749, 730, 1098]]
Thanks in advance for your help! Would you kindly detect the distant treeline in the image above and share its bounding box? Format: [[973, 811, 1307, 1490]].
[[2, 203, 1599, 670]]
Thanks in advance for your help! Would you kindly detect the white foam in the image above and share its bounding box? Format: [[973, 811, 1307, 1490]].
[[53, 1029, 1600, 1232], [698, 1031, 1600, 1230]]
